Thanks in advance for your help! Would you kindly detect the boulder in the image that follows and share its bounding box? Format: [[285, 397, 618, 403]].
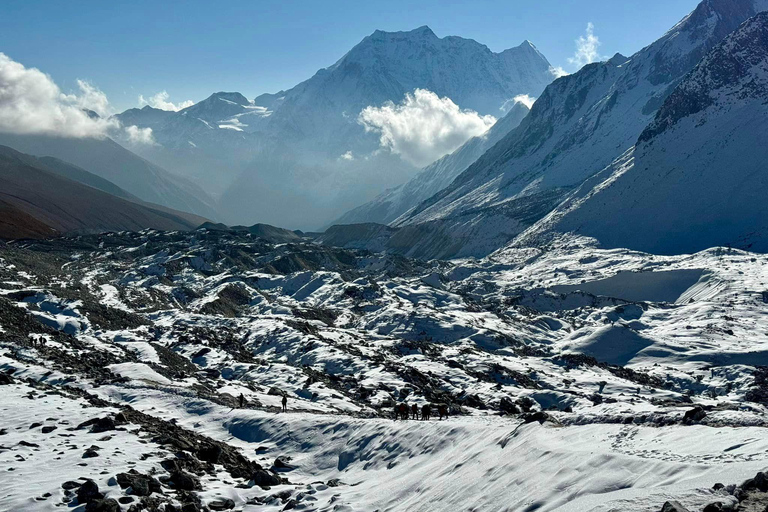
[[85, 499, 120, 512], [90, 417, 116, 433], [82, 448, 99, 458], [253, 469, 281, 488], [499, 397, 520, 414], [0, 373, 13, 385], [169, 471, 200, 491], [207, 498, 235, 511], [742, 471, 768, 492], [197, 443, 222, 464], [77, 480, 103, 504], [660, 501, 690, 512], [682, 406, 706, 424], [116, 471, 162, 497]]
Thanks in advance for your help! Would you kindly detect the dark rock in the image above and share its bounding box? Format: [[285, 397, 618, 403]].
[[169, 470, 200, 491], [61, 481, 82, 490], [268, 387, 283, 396], [18, 440, 39, 448], [682, 406, 706, 424], [0, 373, 13, 385], [282, 499, 297, 510], [273, 456, 295, 470], [742, 471, 768, 492], [181, 504, 201, 512], [85, 498, 120, 512], [499, 397, 520, 414], [208, 498, 235, 510], [29, 422, 43, 429], [76, 480, 103, 504], [82, 449, 99, 458], [521, 411, 550, 424], [702, 503, 724, 512], [713, 483, 725, 491], [253, 469, 282, 488], [90, 417, 116, 433], [197, 443, 222, 464], [326, 478, 343, 487], [116, 471, 162, 497], [192, 347, 211, 359], [113, 412, 127, 425], [660, 501, 690, 512], [42, 426, 57, 434], [118, 497, 135, 504]]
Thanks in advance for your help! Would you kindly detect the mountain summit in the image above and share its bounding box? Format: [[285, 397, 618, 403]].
[[116, 26, 554, 229], [382, 0, 768, 259]]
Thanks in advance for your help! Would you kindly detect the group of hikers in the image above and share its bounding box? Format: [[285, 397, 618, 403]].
[[394, 402, 449, 420], [30, 336, 47, 349], [239, 393, 288, 412]]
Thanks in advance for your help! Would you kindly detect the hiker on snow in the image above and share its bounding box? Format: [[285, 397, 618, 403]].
[[281, 394, 287, 412]]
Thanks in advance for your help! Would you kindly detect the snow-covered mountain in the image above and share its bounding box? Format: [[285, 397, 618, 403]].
[[383, 0, 768, 260], [333, 100, 531, 226], [518, 11, 768, 255], [115, 27, 554, 229]]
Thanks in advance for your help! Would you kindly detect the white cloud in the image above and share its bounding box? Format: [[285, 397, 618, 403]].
[[506, 94, 536, 111], [568, 22, 605, 68], [359, 89, 496, 168], [549, 66, 569, 79], [138, 91, 194, 111], [124, 125, 155, 145], [339, 151, 354, 161], [0, 52, 118, 138]]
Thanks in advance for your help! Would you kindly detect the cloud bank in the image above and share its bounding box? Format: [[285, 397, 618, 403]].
[[568, 23, 604, 68], [124, 125, 155, 145], [500, 94, 536, 113], [549, 66, 569, 79], [0, 53, 118, 137], [139, 91, 194, 111], [359, 89, 496, 168]]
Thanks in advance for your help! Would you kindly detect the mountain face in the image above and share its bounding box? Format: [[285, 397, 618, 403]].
[[381, 0, 768, 260], [0, 133, 218, 220], [333, 101, 531, 226], [115, 27, 554, 229], [518, 11, 768, 255], [0, 146, 208, 239]]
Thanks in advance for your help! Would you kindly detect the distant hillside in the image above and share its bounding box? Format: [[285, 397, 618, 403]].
[[0, 146, 209, 239]]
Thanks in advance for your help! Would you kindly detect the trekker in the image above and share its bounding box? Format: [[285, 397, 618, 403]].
[[238, 393, 245, 408], [411, 403, 419, 420], [421, 404, 431, 421], [281, 395, 287, 412], [438, 404, 449, 420]]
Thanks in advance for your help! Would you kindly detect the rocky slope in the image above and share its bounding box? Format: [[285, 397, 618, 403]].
[[2, 228, 768, 510], [375, 0, 768, 260], [518, 12, 768, 254]]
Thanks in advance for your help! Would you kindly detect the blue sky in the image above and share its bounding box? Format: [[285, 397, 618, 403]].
[[1, 0, 701, 112]]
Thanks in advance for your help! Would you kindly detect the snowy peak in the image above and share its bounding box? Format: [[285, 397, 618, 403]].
[[640, 11, 768, 142], [523, 11, 768, 254], [645, 0, 767, 84]]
